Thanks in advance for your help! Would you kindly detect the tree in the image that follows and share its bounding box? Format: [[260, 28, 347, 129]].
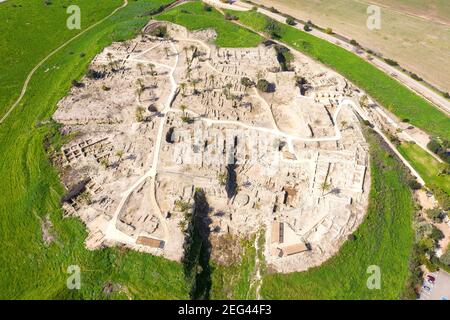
[[137, 62, 144, 75], [341, 120, 348, 130], [100, 158, 109, 169], [217, 172, 227, 186], [180, 104, 187, 115], [135, 106, 145, 122], [256, 79, 274, 93], [225, 13, 238, 21], [286, 16, 296, 26], [209, 74, 215, 86], [440, 248, 450, 266], [180, 82, 187, 95], [320, 181, 332, 195], [116, 150, 124, 162], [265, 18, 282, 38], [149, 25, 167, 38], [426, 207, 445, 223], [148, 63, 156, 76], [191, 78, 201, 92], [430, 226, 444, 242], [240, 77, 254, 89], [359, 94, 369, 107], [106, 52, 114, 63], [135, 87, 143, 102], [136, 78, 145, 90]]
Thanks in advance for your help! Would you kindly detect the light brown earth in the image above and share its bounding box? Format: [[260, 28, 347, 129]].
[[252, 0, 450, 93], [53, 21, 371, 272]]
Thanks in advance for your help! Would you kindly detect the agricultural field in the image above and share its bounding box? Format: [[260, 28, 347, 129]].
[[229, 8, 450, 141], [0, 0, 189, 299], [398, 142, 450, 195], [251, 0, 450, 93], [261, 127, 416, 300]]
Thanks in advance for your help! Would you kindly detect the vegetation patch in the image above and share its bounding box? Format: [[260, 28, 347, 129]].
[[155, 1, 262, 47], [398, 142, 449, 196]]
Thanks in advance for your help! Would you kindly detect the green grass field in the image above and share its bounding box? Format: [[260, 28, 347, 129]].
[[398, 142, 450, 195], [0, 0, 189, 299], [228, 9, 450, 141], [0, 0, 124, 116], [261, 128, 416, 299], [155, 1, 262, 47]]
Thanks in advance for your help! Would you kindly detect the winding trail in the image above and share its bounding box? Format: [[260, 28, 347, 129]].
[[104, 40, 179, 246], [0, 0, 129, 125]]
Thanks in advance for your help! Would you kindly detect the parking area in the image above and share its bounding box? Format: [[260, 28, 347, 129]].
[[419, 270, 450, 300]]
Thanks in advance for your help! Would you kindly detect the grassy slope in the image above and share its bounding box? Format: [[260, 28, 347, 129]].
[[229, 10, 450, 141], [0, 0, 188, 299], [261, 128, 415, 299], [156, 1, 262, 47], [398, 142, 450, 194], [210, 235, 260, 299], [0, 0, 123, 115]]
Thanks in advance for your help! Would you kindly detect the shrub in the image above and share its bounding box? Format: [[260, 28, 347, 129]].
[[440, 249, 450, 266], [303, 24, 312, 32], [350, 39, 360, 46], [430, 226, 444, 242], [256, 79, 274, 93], [325, 27, 333, 34], [426, 207, 444, 223], [86, 68, 103, 80], [410, 73, 423, 81], [265, 18, 282, 38], [203, 4, 212, 11], [135, 106, 145, 122], [240, 77, 254, 88], [430, 186, 450, 211], [407, 178, 422, 190], [286, 16, 296, 26], [149, 25, 167, 38], [269, 7, 279, 13], [427, 137, 450, 163], [385, 58, 399, 66], [224, 13, 238, 21], [71, 80, 83, 88]]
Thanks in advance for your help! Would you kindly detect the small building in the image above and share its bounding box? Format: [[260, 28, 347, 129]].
[[136, 236, 164, 249], [279, 243, 309, 257]]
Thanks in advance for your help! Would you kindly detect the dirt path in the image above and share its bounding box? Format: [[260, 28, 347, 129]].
[[0, 0, 130, 125], [104, 40, 179, 246]]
